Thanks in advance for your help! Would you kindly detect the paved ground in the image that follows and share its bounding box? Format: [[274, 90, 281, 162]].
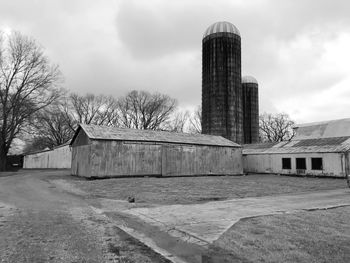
[[123, 189, 350, 245]]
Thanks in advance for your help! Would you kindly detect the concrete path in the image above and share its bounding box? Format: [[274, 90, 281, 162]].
[[124, 189, 350, 245]]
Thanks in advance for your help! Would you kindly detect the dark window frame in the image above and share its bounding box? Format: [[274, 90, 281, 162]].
[[296, 158, 307, 170], [282, 158, 291, 169], [311, 158, 323, 170]]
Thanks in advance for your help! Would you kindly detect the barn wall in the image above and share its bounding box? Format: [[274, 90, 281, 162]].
[[24, 145, 71, 169], [162, 145, 242, 176], [71, 144, 92, 177], [71, 140, 242, 178], [243, 152, 346, 177], [72, 141, 162, 178]]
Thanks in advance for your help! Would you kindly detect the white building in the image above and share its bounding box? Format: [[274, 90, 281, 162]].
[[243, 118, 350, 178], [23, 144, 71, 169]]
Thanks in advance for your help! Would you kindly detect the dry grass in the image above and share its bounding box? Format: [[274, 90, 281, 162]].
[[208, 206, 350, 263], [69, 174, 347, 205]]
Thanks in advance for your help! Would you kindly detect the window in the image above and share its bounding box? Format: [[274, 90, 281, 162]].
[[282, 158, 291, 169], [296, 158, 306, 170], [311, 158, 323, 170]]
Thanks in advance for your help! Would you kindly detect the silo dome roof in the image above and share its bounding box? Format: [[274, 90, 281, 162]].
[[242, 76, 258, 84], [203, 21, 240, 39]]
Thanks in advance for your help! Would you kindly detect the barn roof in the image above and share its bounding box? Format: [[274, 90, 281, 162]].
[[293, 118, 350, 140], [243, 136, 350, 155], [24, 142, 71, 156], [71, 124, 241, 147]]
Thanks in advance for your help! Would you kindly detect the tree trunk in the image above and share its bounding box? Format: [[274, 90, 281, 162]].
[[0, 148, 7, 171]]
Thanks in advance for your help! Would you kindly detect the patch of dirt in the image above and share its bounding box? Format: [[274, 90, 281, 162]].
[[0, 202, 17, 217], [50, 179, 88, 196]]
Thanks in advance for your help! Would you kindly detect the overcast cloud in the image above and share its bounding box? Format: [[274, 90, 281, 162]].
[[1, 0, 350, 123]]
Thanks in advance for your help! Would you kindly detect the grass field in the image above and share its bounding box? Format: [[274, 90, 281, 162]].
[[69, 173, 347, 205], [208, 206, 350, 263]]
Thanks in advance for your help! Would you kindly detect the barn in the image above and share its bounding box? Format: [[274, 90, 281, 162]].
[[23, 143, 71, 169], [70, 124, 243, 178], [243, 118, 350, 177]]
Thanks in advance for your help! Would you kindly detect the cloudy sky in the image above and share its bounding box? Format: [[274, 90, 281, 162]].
[[1, 0, 350, 124]]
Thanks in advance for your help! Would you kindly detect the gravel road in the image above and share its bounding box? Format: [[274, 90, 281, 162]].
[[0, 170, 170, 263]]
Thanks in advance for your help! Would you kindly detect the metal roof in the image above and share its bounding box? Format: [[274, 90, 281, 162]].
[[71, 124, 241, 147], [293, 118, 350, 140], [242, 76, 258, 85], [203, 21, 240, 39], [24, 142, 70, 156], [243, 136, 350, 154]]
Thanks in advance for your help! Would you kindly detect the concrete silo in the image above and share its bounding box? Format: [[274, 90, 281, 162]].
[[242, 76, 259, 144], [202, 21, 243, 144]]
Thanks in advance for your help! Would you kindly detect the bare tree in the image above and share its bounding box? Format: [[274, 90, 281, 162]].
[[259, 112, 295, 142], [0, 31, 61, 170], [27, 92, 120, 152], [188, 106, 202, 134], [118, 90, 177, 130], [69, 93, 120, 126], [30, 103, 75, 150], [23, 136, 55, 154], [163, 110, 189, 132]]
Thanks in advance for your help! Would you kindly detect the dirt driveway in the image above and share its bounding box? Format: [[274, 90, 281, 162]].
[[0, 170, 171, 263]]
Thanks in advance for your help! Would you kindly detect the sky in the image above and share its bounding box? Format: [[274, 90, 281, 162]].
[[1, 0, 350, 124]]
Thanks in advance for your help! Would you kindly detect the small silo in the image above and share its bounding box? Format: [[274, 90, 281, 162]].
[[242, 76, 259, 144], [202, 21, 243, 144]]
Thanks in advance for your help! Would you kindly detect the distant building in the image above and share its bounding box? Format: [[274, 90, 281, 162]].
[[23, 143, 71, 169], [243, 118, 350, 177], [70, 124, 243, 178]]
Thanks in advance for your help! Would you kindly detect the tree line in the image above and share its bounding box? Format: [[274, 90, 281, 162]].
[[0, 31, 295, 170], [27, 91, 202, 153]]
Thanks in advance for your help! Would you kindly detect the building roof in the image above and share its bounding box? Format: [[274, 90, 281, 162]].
[[242, 75, 258, 85], [24, 142, 70, 156], [71, 124, 241, 147], [243, 136, 350, 154], [203, 21, 240, 39], [293, 118, 350, 140]]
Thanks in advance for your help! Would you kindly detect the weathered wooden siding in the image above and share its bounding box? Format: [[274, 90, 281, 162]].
[[24, 145, 71, 169], [72, 141, 162, 177], [243, 153, 346, 177], [162, 145, 242, 176], [72, 140, 242, 178], [71, 145, 92, 176]]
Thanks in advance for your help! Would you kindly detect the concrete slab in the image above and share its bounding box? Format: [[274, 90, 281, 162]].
[[124, 189, 350, 245]]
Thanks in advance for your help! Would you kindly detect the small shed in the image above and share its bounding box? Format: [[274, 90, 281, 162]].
[[70, 124, 243, 178], [23, 143, 71, 169], [243, 118, 350, 178]]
